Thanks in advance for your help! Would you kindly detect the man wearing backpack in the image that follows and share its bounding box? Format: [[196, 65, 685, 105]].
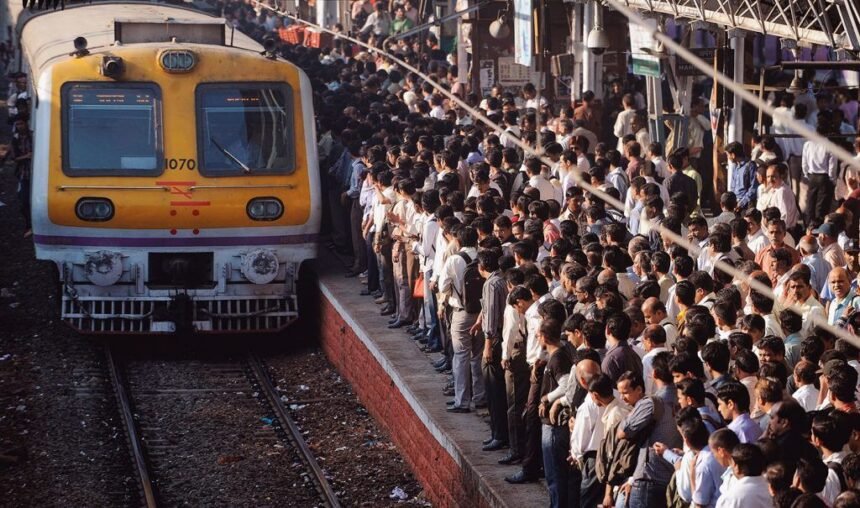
[[812, 410, 853, 505], [440, 226, 485, 413]]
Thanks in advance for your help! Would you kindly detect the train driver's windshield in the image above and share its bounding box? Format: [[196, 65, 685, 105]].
[[197, 84, 294, 176], [63, 84, 162, 175]]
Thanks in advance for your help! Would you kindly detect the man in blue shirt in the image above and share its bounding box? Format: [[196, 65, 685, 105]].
[[716, 382, 761, 443], [726, 142, 758, 210]]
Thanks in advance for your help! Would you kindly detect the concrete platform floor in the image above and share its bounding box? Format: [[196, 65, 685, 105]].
[[315, 251, 549, 507]]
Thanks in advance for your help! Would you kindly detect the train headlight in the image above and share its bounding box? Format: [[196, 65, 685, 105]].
[[76, 198, 114, 221], [84, 251, 124, 286], [241, 249, 280, 285], [247, 198, 283, 221]]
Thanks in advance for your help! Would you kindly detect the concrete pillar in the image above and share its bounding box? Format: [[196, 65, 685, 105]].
[[728, 28, 745, 144], [315, 0, 340, 28]]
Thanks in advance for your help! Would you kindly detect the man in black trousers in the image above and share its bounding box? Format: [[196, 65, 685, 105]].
[[475, 249, 509, 451]]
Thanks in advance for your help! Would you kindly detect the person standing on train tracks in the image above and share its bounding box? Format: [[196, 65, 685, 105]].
[[11, 114, 32, 238]]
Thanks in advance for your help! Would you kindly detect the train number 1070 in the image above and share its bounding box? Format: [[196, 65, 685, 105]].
[[165, 158, 197, 170]]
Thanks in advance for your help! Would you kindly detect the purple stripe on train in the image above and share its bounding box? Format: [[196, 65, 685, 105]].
[[34, 234, 319, 247]]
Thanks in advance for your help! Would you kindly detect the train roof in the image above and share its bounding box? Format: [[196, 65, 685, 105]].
[[18, 2, 263, 80]]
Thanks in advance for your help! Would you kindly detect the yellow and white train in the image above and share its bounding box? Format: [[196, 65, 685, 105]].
[[12, 2, 320, 333]]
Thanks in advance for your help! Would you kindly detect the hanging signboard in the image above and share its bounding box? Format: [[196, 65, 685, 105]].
[[497, 56, 545, 87], [630, 17, 661, 77], [513, 0, 532, 67], [677, 48, 721, 76], [479, 59, 495, 95]]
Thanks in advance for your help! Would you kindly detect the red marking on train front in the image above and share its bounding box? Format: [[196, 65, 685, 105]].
[[170, 201, 211, 206]]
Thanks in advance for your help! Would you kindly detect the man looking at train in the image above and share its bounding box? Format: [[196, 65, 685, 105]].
[[344, 139, 367, 278]]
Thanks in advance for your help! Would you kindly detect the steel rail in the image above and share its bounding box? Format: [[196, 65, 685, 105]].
[[105, 346, 158, 508], [246, 354, 341, 508]]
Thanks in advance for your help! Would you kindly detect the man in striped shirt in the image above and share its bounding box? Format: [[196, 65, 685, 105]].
[[476, 249, 510, 451]]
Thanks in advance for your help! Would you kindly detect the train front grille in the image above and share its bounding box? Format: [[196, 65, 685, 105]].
[[60, 295, 298, 333]]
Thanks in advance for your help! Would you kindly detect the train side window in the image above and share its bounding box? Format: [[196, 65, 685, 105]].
[[61, 83, 163, 176], [195, 83, 295, 176]]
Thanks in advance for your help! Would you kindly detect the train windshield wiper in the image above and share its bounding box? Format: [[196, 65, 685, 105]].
[[210, 137, 252, 174]]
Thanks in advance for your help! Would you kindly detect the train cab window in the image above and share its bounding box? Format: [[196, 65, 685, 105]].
[[62, 83, 162, 175], [196, 84, 294, 176]]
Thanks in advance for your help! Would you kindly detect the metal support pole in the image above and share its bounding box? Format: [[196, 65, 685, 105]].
[[535, 0, 543, 152], [457, 1, 468, 87], [571, 3, 583, 101], [727, 28, 745, 143], [582, 0, 598, 98], [645, 74, 665, 144]]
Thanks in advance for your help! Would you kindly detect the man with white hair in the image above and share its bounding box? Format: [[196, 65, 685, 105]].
[[798, 234, 833, 295]]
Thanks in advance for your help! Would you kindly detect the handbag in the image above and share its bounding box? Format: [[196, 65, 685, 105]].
[[413, 273, 425, 299]]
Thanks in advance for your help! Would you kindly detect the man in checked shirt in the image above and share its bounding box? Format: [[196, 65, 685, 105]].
[[472, 249, 510, 451]]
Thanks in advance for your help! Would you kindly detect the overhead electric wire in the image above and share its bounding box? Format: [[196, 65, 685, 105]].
[[257, 1, 860, 350]]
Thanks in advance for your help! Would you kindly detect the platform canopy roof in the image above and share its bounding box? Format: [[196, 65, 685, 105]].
[[616, 0, 860, 51]]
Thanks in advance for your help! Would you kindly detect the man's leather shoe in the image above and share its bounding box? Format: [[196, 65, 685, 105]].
[[380, 307, 395, 316], [447, 406, 470, 413], [446, 400, 456, 406], [482, 440, 508, 452], [435, 362, 450, 372], [482, 437, 493, 445], [388, 320, 407, 329], [498, 454, 523, 465], [504, 471, 538, 484], [442, 386, 455, 396], [374, 296, 387, 305], [372, 291, 383, 298], [421, 346, 442, 353], [388, 317, 399, 324], [412, 333, 425, 341]]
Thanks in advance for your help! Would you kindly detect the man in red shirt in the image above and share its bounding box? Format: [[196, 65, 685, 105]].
[[755, 218, 800, 281]]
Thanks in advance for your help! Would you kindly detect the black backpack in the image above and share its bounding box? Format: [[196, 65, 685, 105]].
[[457, 252, 484, 314], [828, 461, 847, 492]]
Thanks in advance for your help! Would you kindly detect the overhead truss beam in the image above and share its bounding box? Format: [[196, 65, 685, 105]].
[[617, 0, 860, 51]]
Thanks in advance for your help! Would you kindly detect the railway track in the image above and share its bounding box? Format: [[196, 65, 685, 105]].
[[105, 346, 341, 507]]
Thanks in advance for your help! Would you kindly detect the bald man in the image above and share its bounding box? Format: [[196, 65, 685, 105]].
[[826, 267, 859, 325], [798, 234, 832, 295], [641, 297, 678, 349], [565, 359, 606, 508]]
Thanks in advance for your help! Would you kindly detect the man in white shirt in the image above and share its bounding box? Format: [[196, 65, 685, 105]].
[[714, 443, 772, 508], [613, 94, 637, 152], [524, 158, 556, 202], [561, 360, 606, 508], [791, 360, 820, 412], [744, 208, 770, 255], [640, 325, 669, 395], [757, 163, 799, 231], [522, 82, 547, 110], [413, 192, 442, 349], [783, 271, 825, 339], [440, 227, 484, 412], [802, 120, 839, 228], [811, 410, 852, 506]]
